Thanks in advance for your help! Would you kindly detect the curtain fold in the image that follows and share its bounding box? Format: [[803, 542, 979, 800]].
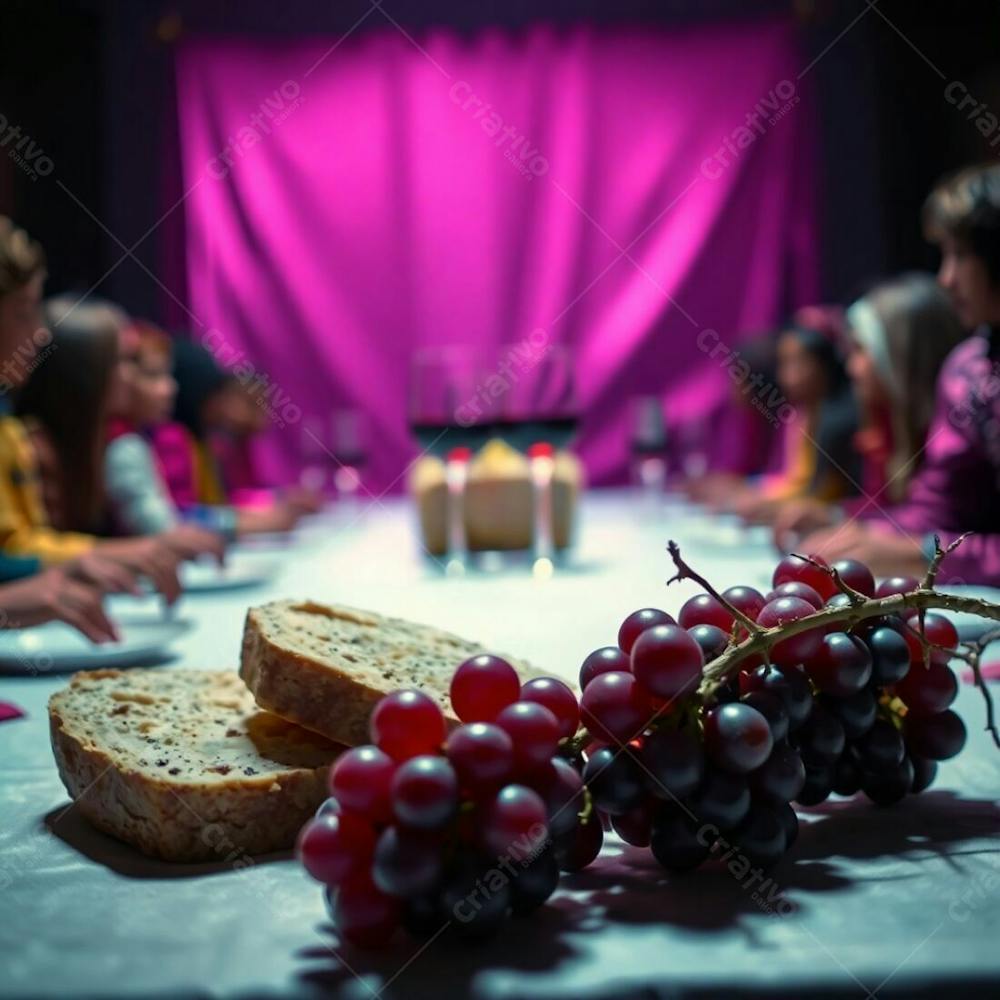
[[176, 19, 818, 491]]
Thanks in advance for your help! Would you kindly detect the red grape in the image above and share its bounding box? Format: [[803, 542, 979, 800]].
[[721, 585, 767, 622], [618, 608, 675, 654], [297, 812, 376, 886], [481, 784, 549, 858], [444, 722, 514, 792], [767, 581, 823, 610], [579, 671, 649, 744], [390, 755, 459, 829], [370, 689, 446, 761], [772, 553, 836, 599], [332, 869, 401, 948], [756, 596, 824, 667], [832, 558, 875, 596], [630, 624, 704, 700], [495, 701, 562, 773], [808, 632, 872, 697], [677, 593, 732, 631], [450, 654, 520, 722], [703, 703, 773, 773], [579, 646, 631, 689], [901, 611, 959, 664], [875, 575, 920, 598], [895, 660, 958, 716], [328, 746, 395, 824], [520, 677, 580, 739]]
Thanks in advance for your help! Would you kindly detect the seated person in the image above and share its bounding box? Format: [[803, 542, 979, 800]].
[[790, 164, 1000, 582]]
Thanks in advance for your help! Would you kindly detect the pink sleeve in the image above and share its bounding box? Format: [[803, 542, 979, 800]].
[[149, 423, 199, 509], [936, 531, 1000, 588]]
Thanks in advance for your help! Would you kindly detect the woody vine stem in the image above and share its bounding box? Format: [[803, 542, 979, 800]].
[[665, 535, 1000, 748]]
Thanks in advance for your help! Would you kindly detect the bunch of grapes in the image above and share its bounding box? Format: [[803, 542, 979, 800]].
[[296, 655, 594, 947], [298, 546, 981, 946]]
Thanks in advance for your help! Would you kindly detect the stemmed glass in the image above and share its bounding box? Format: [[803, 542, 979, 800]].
[[329, 408, 367, 512], [494, 342, 577, 575], [409, 347, 488, 574]]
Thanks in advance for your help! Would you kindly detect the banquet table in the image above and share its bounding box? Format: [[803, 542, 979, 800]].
[[2, 490, 999, 1000]]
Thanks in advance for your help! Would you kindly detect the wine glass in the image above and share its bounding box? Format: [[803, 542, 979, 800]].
[[329, 408, 368, 511], [408, 347, 483, 574], [630, 395, 667, 503], [299, 416, 328, 494], [495, 342, 577, 575]]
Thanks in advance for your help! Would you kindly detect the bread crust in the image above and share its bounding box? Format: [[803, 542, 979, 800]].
[[48, 669, 338, 862], [240, 600, 539, 746]]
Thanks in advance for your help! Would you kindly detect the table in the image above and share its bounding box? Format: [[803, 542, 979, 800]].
[[2, 491, 999, 999]]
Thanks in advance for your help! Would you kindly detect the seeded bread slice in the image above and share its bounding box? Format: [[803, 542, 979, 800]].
[[49, 669, 341, 862], [240, 600, 539, 746]]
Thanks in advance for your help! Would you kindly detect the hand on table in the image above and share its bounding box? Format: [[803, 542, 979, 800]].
[[63, 552, 143, 595], [796, 520, 928, 578], [93, 537, 183, 605], [282, 485, 325, 515], [773, 498, 840, 551], [237, 503, 302, 536], [160, 524, 227, 565], [0, 568, 117, 643]]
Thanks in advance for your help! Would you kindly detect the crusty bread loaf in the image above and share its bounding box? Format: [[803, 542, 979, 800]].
[[49, 669, 341, 862], [241, 600, 538, 746]]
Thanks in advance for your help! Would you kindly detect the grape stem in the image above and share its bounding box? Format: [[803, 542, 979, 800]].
[[665, 536, 1000, 748], [665, 540, 764, 637]]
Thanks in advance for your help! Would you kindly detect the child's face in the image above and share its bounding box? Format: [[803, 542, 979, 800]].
[[0, 273, 45, 387], [846, 340, 885, 412], [132, 349, 177, 426], [776, 332, 825, 405], [936, 234, 1000, 328]]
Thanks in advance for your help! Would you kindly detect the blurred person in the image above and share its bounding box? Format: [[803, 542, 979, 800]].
[[792, 164, 1000, 581], [728, 314, 860, 522], [10, 294, 225, 601], [774, 274, 965, 547], [162, 338, 320, 533]]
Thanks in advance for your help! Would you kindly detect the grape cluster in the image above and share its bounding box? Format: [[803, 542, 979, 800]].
[[296, 656, 594, 947], [575, 553, 966, 875], [298, 549, 974, 946]]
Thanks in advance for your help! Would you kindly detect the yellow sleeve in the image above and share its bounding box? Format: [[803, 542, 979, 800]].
[[0, 417, 94, 564], [760, 426, 816, 501]]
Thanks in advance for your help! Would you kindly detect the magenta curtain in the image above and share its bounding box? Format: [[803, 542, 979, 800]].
[[175, 20, 818, 492]]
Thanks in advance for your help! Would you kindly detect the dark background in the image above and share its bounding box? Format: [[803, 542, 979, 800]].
[[2, 0, 999, 325]]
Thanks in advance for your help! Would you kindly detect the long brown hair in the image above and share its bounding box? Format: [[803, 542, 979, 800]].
[[853, 273, 965, 499], [15, 296, 125, 531]]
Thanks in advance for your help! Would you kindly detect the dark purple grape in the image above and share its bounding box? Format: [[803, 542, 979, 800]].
[[401, 893, 443, 938], [582, 747, 644, 815], [854, 719, 905, 771], [441, 856, 511, 939], [831, 755, 861, 796], [809, 632, 872, 697], [727, 803, 787, 867], [742, 664, 813, 731], [910, 756, 938, 793], [795, 763, 833, 806], [639, 727, 705, 801], [531, 757, 586, 837], [821, 690, 877, 740], [554, 816, 603, 872], [750, 742, 806, 803], [740, 691, 789, 743], [867, 626, 911, 685], [649, 807, 712, 871], [825, 592, 854, 611], [795, 706, 845, 764], [688, 770, 750, 829], [861, 756, 915, 806], [510, 847, 560, 916], [904, 710, 967, 760], [832, 558, 875, 596], [703, 703, 774, 774], [391, 755, 459, 830], [372, 826, 443, 898], [579, 646, 630, 689], [611, 802, 654, 847], [776, 801, 799, 849], [688, 623, 729, 662]]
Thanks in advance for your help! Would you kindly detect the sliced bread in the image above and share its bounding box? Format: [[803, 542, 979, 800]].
[[240, 600, 538, 746], [49, 668, 341, 862]]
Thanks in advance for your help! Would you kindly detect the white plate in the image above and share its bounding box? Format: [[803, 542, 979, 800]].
[[179, 556, 279, 593], [0, 617, 193, 674], [937, 585, 1000, 641]]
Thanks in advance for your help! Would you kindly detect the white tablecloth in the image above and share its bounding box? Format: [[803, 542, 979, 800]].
[[2, 491, 999, 999]]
